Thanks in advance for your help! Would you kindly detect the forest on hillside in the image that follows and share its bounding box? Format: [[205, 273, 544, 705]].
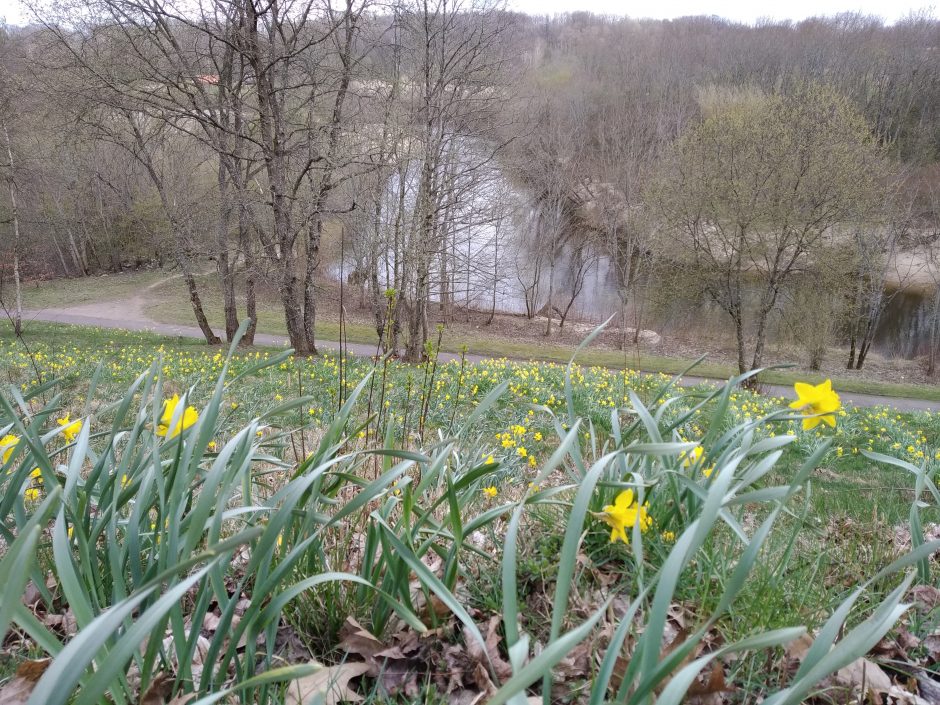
[[1, 3, 940, 374]]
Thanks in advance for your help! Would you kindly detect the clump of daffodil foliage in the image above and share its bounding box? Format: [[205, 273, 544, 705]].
[[0, 322, 938, 704]]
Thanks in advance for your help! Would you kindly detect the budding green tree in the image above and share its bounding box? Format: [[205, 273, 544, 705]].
[[649, 84, 887, 377]]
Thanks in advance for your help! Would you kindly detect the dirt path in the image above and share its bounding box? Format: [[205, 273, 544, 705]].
[[20, 293, 940, 413]]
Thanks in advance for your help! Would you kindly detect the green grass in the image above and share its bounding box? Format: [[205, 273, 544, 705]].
[[19, 268, 940, 403], [2, 319, 939, 526], [140, 292, 940, 403], [18, 270, 167, 309], [1, 318, 938, 703]]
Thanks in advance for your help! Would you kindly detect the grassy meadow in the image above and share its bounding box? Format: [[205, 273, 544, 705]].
[[18, 269, 940, 402], [1, 322, 940, 703]]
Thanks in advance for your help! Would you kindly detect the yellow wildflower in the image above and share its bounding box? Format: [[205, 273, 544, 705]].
[[57, 414, 83, 442], [482, 486, 498, 498], [157, 395, 199, 438], [1, 434, 19, 464], [601, 489, 652, 544], [679, 445, 704, 468], [789, 380, 840, 430]]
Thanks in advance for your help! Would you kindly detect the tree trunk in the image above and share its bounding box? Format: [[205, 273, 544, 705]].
[[544, 245, 555, 337], [488, 232, 498, 325], [302, 216, 322, 356], [4, 123, 22, 336], [66, 227, 89, 276], [733, 310, 747, 376], [240, 205, 257, 346], [177, 252, 221, 345], [50, 230, 71, 277], [243, 0, 311, 356], [217, 161, 240, 342]]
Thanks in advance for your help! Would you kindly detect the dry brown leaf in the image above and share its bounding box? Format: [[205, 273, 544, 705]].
[[284, 662, 371, 705], [784, 632, 814, 666], [139, 673, 173, 705], [464, 616, 513, 682], [43, 608, 78, 637], [609, 655, 630, 693], [687, 662, 734, 705], [555, 640, 591, 680], [471, 662, 496, 697], [21, 581, 40, 607], [0, 659, 51, 705], [924, 633, 940, 662], [164, 697, 194, 705], [337, 618, 424, 696], [910, 585, 940, 612], [339, 618, 385, 662], [912, 670, 940, 704], [653, 627, 699, 695], [202, 612, 221, 633], [823, 657, 892, 701], [888, 683, 932, 705], [447, 690, 486, 705], [188, 635, 210, 666], [873, 630, 920, 662]]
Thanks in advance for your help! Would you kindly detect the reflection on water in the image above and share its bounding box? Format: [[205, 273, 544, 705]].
[[327, 141, 932, 358], [876, 290, 935, 359]]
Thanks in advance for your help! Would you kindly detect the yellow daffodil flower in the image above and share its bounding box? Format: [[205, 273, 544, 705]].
[[57, 414, 83, 442], [789, 380, 840, 430], [157, 394, 199, 438], [601, 489, 652, 544], [0, 434, 19, 464], [679, 444, 703, 468]]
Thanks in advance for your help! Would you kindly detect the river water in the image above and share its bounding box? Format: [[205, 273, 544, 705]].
[[334, 144, 931, 359], [435, 224, 934, 360]]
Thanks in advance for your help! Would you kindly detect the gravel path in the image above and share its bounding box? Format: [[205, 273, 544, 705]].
[[20, 303, 940, 413]]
